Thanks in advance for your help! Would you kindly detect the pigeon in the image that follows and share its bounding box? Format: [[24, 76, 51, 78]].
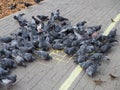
[[49, 12, 55, 22], [71, 40, 80, 47], [64, 47, 77, 55], [0, 75, 17, 89], [38, 36, 51, 51], [28, 32, 39, 48], [99, 43, 112, 53], [37, 22, 44, 33], [86, 63, 98, 77], [63, 38, 73, 47], [0, 49, 4, 57], [1, 43, 11, 50], [76, 44, 87, 56], [34, 50, 52, 60], [90, 53, 109, 61], [0, 67, 9, 76], [19, 27, 30, 40], [9, 4, 17, 10], [96, 35, 107, 42], [55, 16, 68, 21], [74, 55, 89, 64], [54, 24, 61, 32], [18, 39, 35, 53], [13, 13, 28, 27], [34, 0, 43, 3], [32, 16, 41, 25], [11, 49, 20, 58], [108, 38, 118, 44], [1, 58, 17, 69], [73, 28, 82, 40], [80, 60, 94, 70], [23, 53, 35, 62], [1, 47, 12, 58], [37, 15, 49, 21], [88, 25, 102, 32], [0, 36, 12, 43], [108, 29, 117, 38], [52, 42, 63, 50], [53, 9, 68, 21], [76, 21, 87, 27], [14, 56, 26, 67], [54, 9, 60, 18], [85, 45, 95, 53], [10, 39, 19, 49], [23, 2, 32, 8], [91, 38, 102, 47], [86, 25, 102, 36]]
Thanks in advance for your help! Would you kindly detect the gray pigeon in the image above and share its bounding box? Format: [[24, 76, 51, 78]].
[[80, 60, 94, 70], [13, 13, 28, 27], [23, 53, 35, 62], [90, 53, 109, 61], [85, 63, 98, 77], [64, 47, 77, 55], [14, 56, 26, 67], [0, 36, 12, 43], [74, 55, 89, 64], [34, 0, 43, 3], [1, 58, 17, 69], [37, 15, 49, 21], [34, 50, 52, 60], [0, 67, 9, 76], [76, 21, 87, 27], [108, 29, 117, 38], [99, 43, 112, 53], [52, 42, 63, 50], [0, 75, 17, 89]]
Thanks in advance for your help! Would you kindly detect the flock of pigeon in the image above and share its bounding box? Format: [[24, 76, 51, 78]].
[[0, 9, 118, 89]]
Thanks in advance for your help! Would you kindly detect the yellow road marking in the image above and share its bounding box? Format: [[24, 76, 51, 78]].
[[67, 56, 74, 63], [59, 66, 82, 90], [50, 50, 68, 63], [59, 13, 120, 90], [51, 53, 65, 58], [103, 14, 120, 36], [55, 57, 62, 62]]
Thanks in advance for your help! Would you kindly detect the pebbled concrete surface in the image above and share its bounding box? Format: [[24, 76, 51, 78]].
[[0, 0, 120, 90]]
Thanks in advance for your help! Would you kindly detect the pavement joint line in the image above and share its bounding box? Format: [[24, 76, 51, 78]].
[[59, 13, 120, 90], [39, 62, 50, 67]]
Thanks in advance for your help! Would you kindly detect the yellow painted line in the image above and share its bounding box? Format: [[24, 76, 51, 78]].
[[51, 53, 64, 58], [59, 66, 82, 90], [50, 50, 68, 63], [55, 57, 62, 61], [59, 13, 120, 90], [63, 54, 67, 58], [103, 13, 120, 36], [67, 56, 74, 63]]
